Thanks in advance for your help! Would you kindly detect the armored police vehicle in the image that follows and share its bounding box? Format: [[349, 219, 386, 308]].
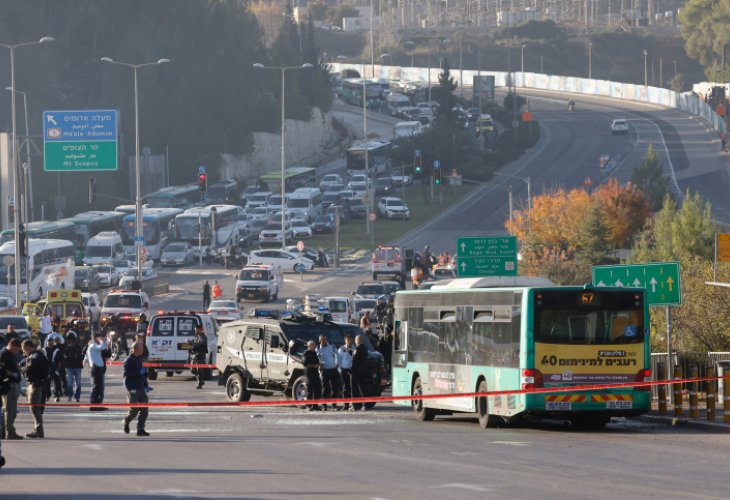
[[216, 311, 387, 406]]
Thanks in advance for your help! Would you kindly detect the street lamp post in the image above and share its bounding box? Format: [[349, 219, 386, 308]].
[[493, 172, 531, 222], [643, 49, 648, 86], [101, 56, 170, 275], [588, 42, 593, 79], [521, 44, 526, 73], [253, 63, 313, 249], [540, 55, 544, 73], [1, 36, 54, 307], [4, 87, 33, 223]]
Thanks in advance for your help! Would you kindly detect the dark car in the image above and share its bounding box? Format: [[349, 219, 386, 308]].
[[312, 214, 335, 234], [74, 266, 101, 293], [321, 191, 340, 208], [325, 204, 350, 224], [373, 177, 394, 196]]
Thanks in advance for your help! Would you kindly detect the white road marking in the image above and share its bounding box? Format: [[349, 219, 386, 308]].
[[146, 489, 199, 498], [79, 443, 105, 451], [432, 483, 496, 492], [272, 417, 385, 426], [489, 441, 531, 447], [448, 451, 477, 456], [296, 441, 327, 447]]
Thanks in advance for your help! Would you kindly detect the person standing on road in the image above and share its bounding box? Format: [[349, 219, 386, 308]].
[[212, 280, 222, 299], [337, 334, 354, 411], [202, 280, 211, 309], [21, 340, 48, 438], [64, 333, 84, 403], [350, 335, 369, 411], [122, 342, 150, 437], [189, 324, 209, 389], [84, 332, 108, 411], [1, 339, 23, 440], [39, 312, 52, 347], [50, 337, 66, 402], [316, 334, 341, 411], [303, 340, 321, 411], [360, 310, 371, 334]]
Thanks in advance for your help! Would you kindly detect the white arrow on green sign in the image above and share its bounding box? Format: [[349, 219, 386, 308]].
[[591, 262, 681, 306], [457, 236, 517, 257], [457, 256, 518, 277]]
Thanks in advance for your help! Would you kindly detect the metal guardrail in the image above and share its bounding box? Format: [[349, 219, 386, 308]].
[[651, 352, 730, 399]]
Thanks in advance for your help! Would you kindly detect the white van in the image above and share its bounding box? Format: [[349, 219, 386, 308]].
[[324, 296, 353, 324], [83, 231, 124, 266], [146, 311, 218, 379], [288, 188, 322, 222], [394, 121, 423, 139], [386, 93, 411, 117]]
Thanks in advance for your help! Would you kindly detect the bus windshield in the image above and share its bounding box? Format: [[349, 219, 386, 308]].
[[534, 290, 644, 345]]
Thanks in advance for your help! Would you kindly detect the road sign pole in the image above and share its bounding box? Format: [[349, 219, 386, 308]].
[[666, 305, 673, 387]]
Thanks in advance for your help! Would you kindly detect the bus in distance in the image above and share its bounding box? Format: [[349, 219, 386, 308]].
[[345, 140, 392, 176], [206, 180, 241, 205], [0, 239, 75, 301], [1, 220, 77, 245], [340, 78, 383, 108], [60, 211, 125, 263], [174, 204, 239, 257], [121, 207, 183, 261], [259, 167, 317, 193], [145, 184, 201, 209], [391, 277, 651, 429]]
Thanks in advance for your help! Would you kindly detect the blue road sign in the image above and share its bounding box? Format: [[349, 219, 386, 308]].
[[433, 160, 441, 169], [414, 149, 421, 156], [198, 165, 207, 173], [43, 110, 117, 142]]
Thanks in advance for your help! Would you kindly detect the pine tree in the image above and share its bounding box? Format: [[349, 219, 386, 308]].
[[433, 58, 457, 130], [631, 144, 669, 211], [576, 201, 610, 265]]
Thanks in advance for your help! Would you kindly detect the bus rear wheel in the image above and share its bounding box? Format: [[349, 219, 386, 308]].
[[477, 380, 499, 429], [412, 377, 435, 421]]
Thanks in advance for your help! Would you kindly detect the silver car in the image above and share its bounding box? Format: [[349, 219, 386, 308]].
[[161, 242, 195, 266]]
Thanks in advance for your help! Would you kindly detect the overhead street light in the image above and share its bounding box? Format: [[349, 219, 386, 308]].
[[4, 86, 33, 224], [100, 56, 171, 275], [589, 42, 593, 79], [643, 49, 648, 86], [0, 35, 54, 307], [253, 63, 314, 249]]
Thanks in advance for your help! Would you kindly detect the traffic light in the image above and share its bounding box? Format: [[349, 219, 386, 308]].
[[88, 177, 97, 204], [434, 167, 442, 186], [414, 151, 422, 175], [18, 223, 27, 257], [198, 173, 207, 192]]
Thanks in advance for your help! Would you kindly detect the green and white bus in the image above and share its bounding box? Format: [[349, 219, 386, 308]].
[[260, 166, 317, 193], [340, 78, 382, 108], [145, 184, 201, 209], [0, 220, 77, 245], [391, 277, 651, 429]]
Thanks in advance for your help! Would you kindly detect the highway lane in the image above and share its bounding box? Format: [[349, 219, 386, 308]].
[[3, 367, 729, 499]]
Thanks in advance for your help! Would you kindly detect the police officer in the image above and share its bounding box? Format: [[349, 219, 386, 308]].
[[1, 338, 23, 440], [122, 342, 149, 436], [337, 335, 354, 411], [21, 340, 49, 438], [316, 334, 341, 411], [302, 341, 321, 411], [202, 280, 211, 309], [189, 324, 208, 389], [350, 335, 369, 411]]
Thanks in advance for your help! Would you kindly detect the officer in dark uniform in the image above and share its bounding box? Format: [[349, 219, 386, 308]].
[[188, 324, 208, 389], [303, 340, 322, 411], [21, 340, 49, 438], [351, 335, 369, 411]]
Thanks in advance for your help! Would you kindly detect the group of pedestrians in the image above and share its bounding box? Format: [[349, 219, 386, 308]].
[[302, 333, 370, 411]]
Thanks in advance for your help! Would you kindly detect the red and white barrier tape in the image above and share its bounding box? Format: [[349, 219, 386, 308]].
[[18, 375, 730, 410], [106, 361, 215, 369]]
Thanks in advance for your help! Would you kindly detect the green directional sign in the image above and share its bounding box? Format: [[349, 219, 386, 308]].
[[457, 236, 517, 257], [43, 109, 118, 172], [592, 262, 681, 306], [457, 256, 518, 277]]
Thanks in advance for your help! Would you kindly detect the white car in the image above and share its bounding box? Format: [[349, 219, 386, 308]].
[[391, 174, 412, 187], [248, 249, 315, 273], [611, 119, 629, 134], [319, 173, 344, 192], [348, 174, 369, 193], [377, 197, 411, 219], [207, 299, 243, 323], [291, 218, 313, 239], [93, 263, 120, 287], [352, 298, 377, 322], [118, 267, 158, 289], [258, 222, 293, 245], [248, 205, 272, 221]]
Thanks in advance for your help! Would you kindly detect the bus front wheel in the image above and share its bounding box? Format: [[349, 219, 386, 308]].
[[477, 380, 499, 429], [412, 377, 435, 422]]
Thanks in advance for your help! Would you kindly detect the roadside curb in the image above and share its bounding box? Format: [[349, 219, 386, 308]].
[[636, 413, 730, 433]]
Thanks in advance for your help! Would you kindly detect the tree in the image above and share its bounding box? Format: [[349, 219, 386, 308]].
[[576, 201, 611, 266], [669, 73, 684, 93], [631, 144, 669, 211], [679, 0, 730, 81], [592, 179, 650, 248], [432, 58, 457, 129]]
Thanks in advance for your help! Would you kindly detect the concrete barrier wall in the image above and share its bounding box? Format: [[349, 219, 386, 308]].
[[332, 63, 726, 134]]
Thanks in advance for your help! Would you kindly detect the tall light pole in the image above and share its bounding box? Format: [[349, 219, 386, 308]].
[[494, 172, 532, 220], [1, 36, 54, 307], [253, 63, 313, 249], [540, 55, 544, 73], [588, 42, 593, 79], [643, 49, 648, 86], [369, 0, 375, 79], [100, 56, 170, 275], [521, 44, 526, 73], [5, 87, 33, 223]]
